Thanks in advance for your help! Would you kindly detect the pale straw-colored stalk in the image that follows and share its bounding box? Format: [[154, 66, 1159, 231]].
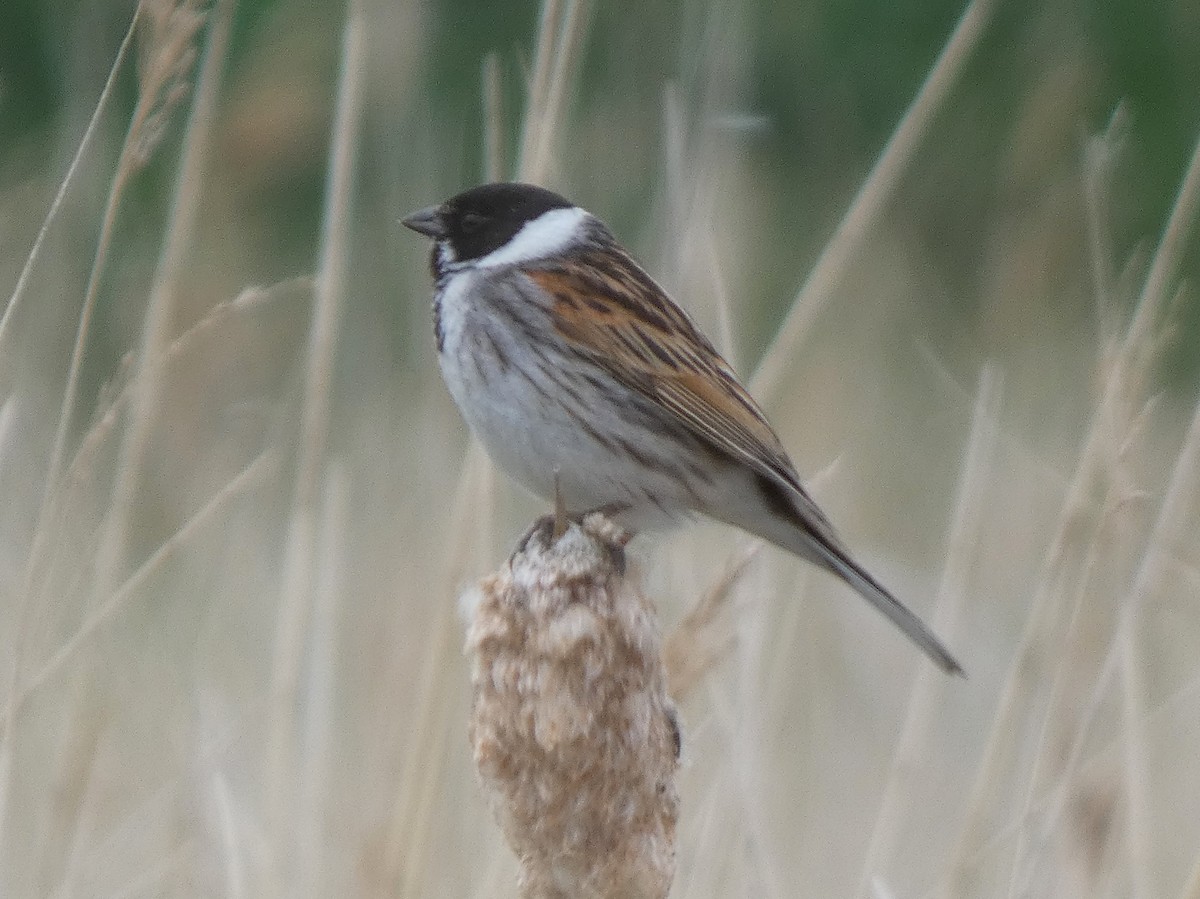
[[482, 54, 504, 183], [855, 364, 1002, 898], [58, 278, 309, 504], [1115, 399, 1200, 898], [27, 0, 203, 602], [211, 769, 246, 899], [0, 14, 139, 359], [384, 442, 494, 897], [0, 0, 206, 861], [2, 12, 142, 740], [940, 125, 1200, 899], [1180, 852, 1200, 899], [516, 0, 591, 184], [14, 449, 279, 712], [93, 0, 234, 607], [1082, 106, 1128, 363], [265, 0, 365, 869], [516, 0, 563, 177], [750, 0, 1000, 404], [294, 462, 349, 899]]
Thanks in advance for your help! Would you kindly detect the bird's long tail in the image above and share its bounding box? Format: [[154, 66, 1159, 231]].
[[721, 471, 962, 674], [818, 544, 963, 675]]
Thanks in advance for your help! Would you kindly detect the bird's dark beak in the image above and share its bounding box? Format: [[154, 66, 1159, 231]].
[[402, 205, 447, 240]]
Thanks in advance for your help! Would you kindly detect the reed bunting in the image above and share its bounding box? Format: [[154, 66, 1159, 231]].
[[403, 182, 960, 674]]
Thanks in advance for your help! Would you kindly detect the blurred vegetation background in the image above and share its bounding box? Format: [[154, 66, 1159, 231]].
[[3, 0, 1198, 382], [1, 0, 1199, 896]]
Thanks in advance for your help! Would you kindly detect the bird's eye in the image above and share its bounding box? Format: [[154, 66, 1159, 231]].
[[460, 212, 486, 233]]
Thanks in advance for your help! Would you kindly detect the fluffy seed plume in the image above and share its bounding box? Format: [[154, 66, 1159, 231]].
[[465, 513, 680, 899]]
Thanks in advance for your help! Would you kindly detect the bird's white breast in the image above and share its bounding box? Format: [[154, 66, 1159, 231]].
[[435, 268, 563, 499], [433, 256, 714, 531]]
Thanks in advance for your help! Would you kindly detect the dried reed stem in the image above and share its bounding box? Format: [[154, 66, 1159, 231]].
[[855, 364, 1002, 898], [93, 0, 234, 601], [14, 448, 279, 714], [1115, 397, 1200, 899], [9, 8, 144, 696], [1118, 625, 1151, 899], [516, 0, 590, 183], [0, 12, 139, 359], [516, 0, 563, 181], [466, 514, 679, 899], [750, 0, 999, 404], [1181, 851, 1200, 899], [0, 0, 202, 857], [1122, 131, 1200, 359], [387, 442, 495, 896], [60, 278, 309, 500], [664, 543, 759, 702], [33, 0, 203, 597], [294, 462, 349, 899], [1082, 106, 1128, 359], [482, 54, 504, 183], [0, 400, 16, 479], [266, 0, 365, 853], [941, 124, 1200, 899], [1033, 393, 1200, 879]]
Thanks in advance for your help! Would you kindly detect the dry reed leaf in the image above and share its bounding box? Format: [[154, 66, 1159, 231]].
[[663, 543, 760, 703], [132, 0, 206, 168]]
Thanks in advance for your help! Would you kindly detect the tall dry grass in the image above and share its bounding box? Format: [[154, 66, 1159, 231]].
[[0, 0, 1197, 896]]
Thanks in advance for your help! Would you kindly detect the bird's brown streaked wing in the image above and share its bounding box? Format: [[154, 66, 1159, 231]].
[[526, 250, 960, 674], [528, 255, 804, 493]]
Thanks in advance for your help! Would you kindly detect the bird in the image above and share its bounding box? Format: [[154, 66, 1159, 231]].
[[402, 182, 961, 674]]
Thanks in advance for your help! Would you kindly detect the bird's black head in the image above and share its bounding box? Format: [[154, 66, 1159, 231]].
[[402, 183, 576, 271]]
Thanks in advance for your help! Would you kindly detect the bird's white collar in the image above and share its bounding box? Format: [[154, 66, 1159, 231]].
[[471, 206, 589, 269]]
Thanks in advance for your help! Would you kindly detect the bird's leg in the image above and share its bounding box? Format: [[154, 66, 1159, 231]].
[[552, 468, 568, 539]]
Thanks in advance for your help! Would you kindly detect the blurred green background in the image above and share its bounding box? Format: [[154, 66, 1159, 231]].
[[3, 0, 1198, 389]]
